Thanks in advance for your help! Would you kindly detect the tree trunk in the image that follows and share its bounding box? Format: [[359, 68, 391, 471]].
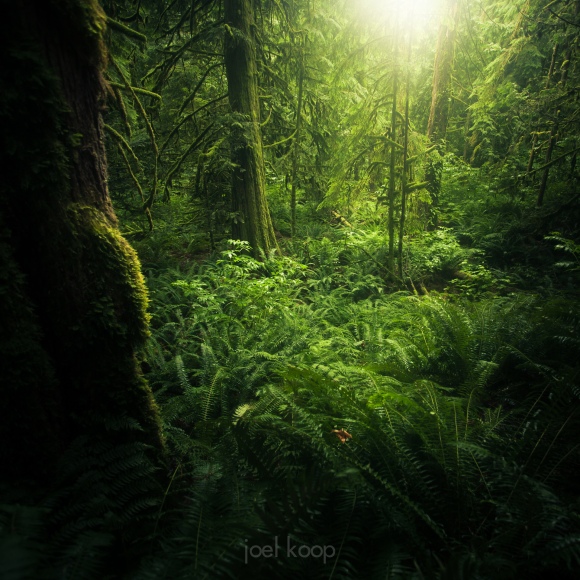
[[0, 0, 163, 482], [388, 28, 399, 277], [426, 0, 458, 220], [527, 43, 559, 179], [290, 46, 305, 238], [224, 0, 279, 256], [398, 31, 412, 280], [537, 1, 578, 206], [537, 114, 559, 207]]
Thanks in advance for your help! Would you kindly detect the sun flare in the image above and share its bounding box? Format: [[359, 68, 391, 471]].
[[358, 0, 443, 27]]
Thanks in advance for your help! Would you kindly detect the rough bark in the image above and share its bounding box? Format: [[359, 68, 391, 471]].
[[224, 0, 279, 256], [0, 0, 163, 482]]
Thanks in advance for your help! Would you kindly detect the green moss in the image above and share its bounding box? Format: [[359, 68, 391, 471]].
[[66, 204, 150, 347], [52, 204, 164, 447], [0, 0, 164, 485]]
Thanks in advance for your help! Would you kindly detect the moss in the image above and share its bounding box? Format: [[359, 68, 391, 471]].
[[0, 1, 164, 480], [55, 204, 165, 445], [40, 203, 165, 447], [65, 204, 150, 347]]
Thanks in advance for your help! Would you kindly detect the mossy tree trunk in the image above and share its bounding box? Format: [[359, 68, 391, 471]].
[[0, 0, 163, 483], [224, 0, 279, 256], [290, 47, 305, 238], [537, 1, 578, 207], [425, 0, 458, 221], [398, 31, 412, 280], [388, 29, 399, 277]]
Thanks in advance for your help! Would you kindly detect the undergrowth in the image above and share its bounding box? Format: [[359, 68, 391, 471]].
[[3, 205, 580, 578], [133, 240, 580, 578]]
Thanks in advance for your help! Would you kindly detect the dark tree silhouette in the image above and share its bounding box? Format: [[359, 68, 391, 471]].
[[0, 0, 163, 483]]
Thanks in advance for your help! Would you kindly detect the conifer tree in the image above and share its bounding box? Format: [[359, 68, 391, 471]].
[[224, 0, 279, 255], [426, 0, 459, 219], [0, 0, 164, 482]]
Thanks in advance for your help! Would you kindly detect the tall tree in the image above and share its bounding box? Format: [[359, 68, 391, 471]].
[[0, 0, 163, 482], [224, 0, 279, 255], [537, 0, 579, 207], [426, 0, 459, 217], [388, 27, 399, 276]]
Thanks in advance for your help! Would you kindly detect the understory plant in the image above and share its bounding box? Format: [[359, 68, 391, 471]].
[[138, 243, 580, 578]]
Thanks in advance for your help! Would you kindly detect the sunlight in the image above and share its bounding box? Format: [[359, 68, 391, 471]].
[[358, 0, 443, 28]]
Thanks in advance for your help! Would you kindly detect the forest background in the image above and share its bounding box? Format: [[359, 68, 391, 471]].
[[2, 0, 580, 578]]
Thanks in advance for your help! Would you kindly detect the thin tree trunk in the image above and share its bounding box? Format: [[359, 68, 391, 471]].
[[537, 115, 559, 207], [527, 43, 558, 178], [224, 0, 279, 255], [537, 1, 578, 205], [388, 28, 398, 277], [426, 0, 458, 144], [290, 45, 305, 238], [398, 30, 412, 280], [426, 0, 458, 222], [462, 109, 471, 163]]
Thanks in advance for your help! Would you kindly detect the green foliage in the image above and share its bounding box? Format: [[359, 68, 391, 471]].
[[6, 0, 580, 578], [0, 429, 162, 579], [546, 232, 580, 273], [134, 236, 580, 577]]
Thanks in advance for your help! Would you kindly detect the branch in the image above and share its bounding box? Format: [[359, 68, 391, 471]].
[[178, 62, 224, 115], [163, 123, 216, 200], [160, 94, 228, 155], [405, 181, 429, 193], [104, 124, 140, 166], [368, 135, 404, 150], [547, 7, 580, 28], [109, 81, 162, 101], [264, 129, 298, 149], [116, 144, 154, 231], [528, 144, 580, 175], [107, 17, 147, 43], [110, 57, 159, 210], [407, 145, 438, 164]]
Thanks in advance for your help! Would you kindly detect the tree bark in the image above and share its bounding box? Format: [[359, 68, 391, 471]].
[[537, 1, 578, 206], [224, 0, 279, 256], [426, 0, 458, 220], [290, 46, 305, 238], [388, 29, 399, 277], [399, 31, 412, 280], [0, 0, 163, 482]]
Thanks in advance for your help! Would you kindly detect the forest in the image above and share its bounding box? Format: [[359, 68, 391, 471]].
[[1, 0, 580, 578]]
